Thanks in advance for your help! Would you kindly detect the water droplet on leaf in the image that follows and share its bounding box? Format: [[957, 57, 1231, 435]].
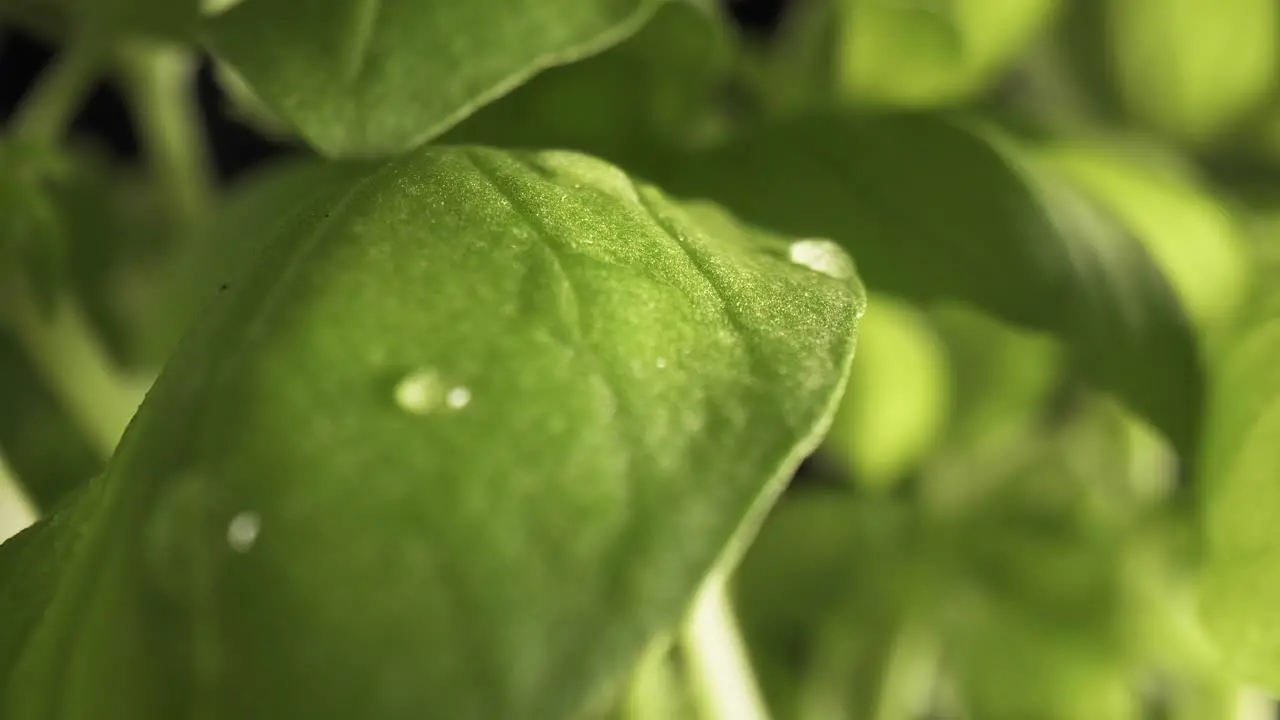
[[394, 369, 471, 414], [446, 386, 471, 410], [788, 239, 855, 280], [655, 357, 668, 369], [226, 511, 261, 553], [394, 369, 445, 415]]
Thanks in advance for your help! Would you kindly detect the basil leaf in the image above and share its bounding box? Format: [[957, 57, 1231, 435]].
[[0, 336, 102, 511], [1, 147, 862, 719], [1201, 253, 1280, 689], [1105, 0, 1277, 141], [633, 113, 1203, 455], [202, 0, 694, 156], [837, 0, 1057, 107], [825, 293, 950, 490], [442, 1, 730, 159], [1036, 141, 1251, 342]]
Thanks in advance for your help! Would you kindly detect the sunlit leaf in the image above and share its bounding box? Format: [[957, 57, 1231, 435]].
[[1105, 0, 1277, 142], [825, 293, 950, 490], [1201, 317, 1280, 690], [839, 0, 1058, 107]]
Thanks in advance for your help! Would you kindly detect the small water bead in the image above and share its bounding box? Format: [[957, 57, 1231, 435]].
[[226, 511, 261, 553], [394, 369, 472, 415], [655, 357, 668, 369], [788, 239, 855, 280], [445, 386, 472, 410], [394, 368, 446, 415]]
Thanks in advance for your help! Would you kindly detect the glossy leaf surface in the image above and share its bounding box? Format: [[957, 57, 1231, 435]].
[[0, 146, 863, 719]]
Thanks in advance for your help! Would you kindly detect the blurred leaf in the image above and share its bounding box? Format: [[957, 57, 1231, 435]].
[[203, 0, 705, 156], [733, 0, 843, 120], [209, 61, 295, 140], [1105, 0, 1278, 142], [1200, 315, 1280, 690], [442, 1, 730, 158], [734, 493, 919, 720], [0, 334, 102, 511], [1037, 140, 1251, 342], [839, 0, 1059, 107], [929, 302, 1061, 453], [636, 113, 1203, 456], [738, 396, 1172, 719], [825, 293, 950, 491], [97, 0, 199, 39], [0, 140, 69, 314], [20, 0, 201, 39], [1, 147, 863, 719], [0, 477, 107, 688]]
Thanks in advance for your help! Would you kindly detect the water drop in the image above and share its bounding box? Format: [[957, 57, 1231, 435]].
[[788, 239, 854, 280], [394, 369, 445, 415], [655, 357, 668, 369], [226, 511, 261, 553], [446, 386, 471, 410]]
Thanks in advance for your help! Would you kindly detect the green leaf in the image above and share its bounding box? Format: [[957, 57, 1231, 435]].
[[839, 0, 1059, 107], [732, 0, 843, 120], [1036, 140, 1251, 341], [0, 334, 102, 511], [1105, 0, 1278, 142], [1, 147, 863, 719], [634, 113, 1203, 455], [733, 492, 918, 720], [825, 293, 951, 491], [929, 303, 1061, 454], [0, 477, 106, 686], [1201, 317, 1280, 689], [0, 141, 68, 314], [152, 156, 365, 362], [202, 0, 689, 156], [442, 1, 730, 159], [25, 0, 201, 39]]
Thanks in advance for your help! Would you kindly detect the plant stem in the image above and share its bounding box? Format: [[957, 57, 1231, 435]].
[[120, 42, 213, 227], [11, 36, 103, 143], [681, 569, 772, 720], [3, 288, 148, 458]]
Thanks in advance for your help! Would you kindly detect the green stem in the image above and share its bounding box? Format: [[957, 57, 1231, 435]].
[[681, 570, 772, 720], [11, 37, 103, 143], [3, 289, 148, 458], [120, 42, 213, 226]]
